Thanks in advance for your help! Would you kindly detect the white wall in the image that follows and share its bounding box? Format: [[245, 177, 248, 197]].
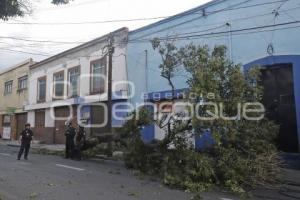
[[25, 30, 128, 128], [45, 109, 55, 127], [27, 34, 127, 106], [27, 111, 35, 127]]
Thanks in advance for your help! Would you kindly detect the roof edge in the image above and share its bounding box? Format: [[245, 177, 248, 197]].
[[0, 58, 34, 75], [30, 27, 128, 70]]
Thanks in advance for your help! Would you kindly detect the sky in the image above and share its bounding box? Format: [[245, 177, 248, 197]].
[[0, 0, 211, 69]]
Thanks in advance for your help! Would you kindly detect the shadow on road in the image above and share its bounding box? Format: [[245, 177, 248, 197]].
[[253, 153, 300, 200]]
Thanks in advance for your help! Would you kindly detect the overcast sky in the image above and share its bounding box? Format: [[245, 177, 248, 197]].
[[0, 0, 210, 69]]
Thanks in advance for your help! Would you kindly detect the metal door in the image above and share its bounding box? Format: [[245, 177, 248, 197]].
[[91, 104, 109, 135], [262, 64, 298, 152], [54, 106, 77, 144], [16, 113, 27, 139]]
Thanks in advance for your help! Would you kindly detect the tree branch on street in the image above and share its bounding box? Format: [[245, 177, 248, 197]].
[[122, 43, 280, 198]]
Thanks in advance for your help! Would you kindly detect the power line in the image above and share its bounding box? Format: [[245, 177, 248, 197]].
[[131, 0, 287, 40], [169, 24, 227, 37], [163, 4, 299, 38], [0, 2, 297, 47], [1, 21, 300, 58], [0, 47, 52, 57], [128, 20, 300, 43], [160, 4, 295, 39], [205, 0, 288, 14], [0, 5, 297, 50], [0, 0, 286, 26], [1, 16, 170, 25], [1, 2, 299, 57], [0, 0, 294, 65], [2, 17, 300, 57], [0, 41, 63, 49], [0, 36, 84, 44]]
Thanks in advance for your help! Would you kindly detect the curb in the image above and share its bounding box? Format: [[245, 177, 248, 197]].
[[7, 144, 20, 148], [5, 143, 64, 154], [3, 142, 122, 161]]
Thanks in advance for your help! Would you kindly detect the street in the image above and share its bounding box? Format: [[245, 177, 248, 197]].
[[1, 144, 300, 200], [0, 145, 238, 200], [0, 0, 300, 200]]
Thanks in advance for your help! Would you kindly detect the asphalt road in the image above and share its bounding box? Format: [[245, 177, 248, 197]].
[[0, 145, 238, 200]]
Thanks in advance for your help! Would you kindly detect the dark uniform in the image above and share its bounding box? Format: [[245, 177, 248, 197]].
[[74, 126, 86, 160], [65, 124, 76, 159], [18, 125, 33, 160]]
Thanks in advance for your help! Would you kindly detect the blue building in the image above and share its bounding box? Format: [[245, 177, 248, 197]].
[[127, 0, 300, 152]]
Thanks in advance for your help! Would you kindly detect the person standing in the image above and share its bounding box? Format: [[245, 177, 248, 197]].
[[17, 123, 34, 160], [74, 125, 86, 160], [65, 121, 76, 159]]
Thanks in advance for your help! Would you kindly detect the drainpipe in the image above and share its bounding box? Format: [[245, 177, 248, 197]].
[[145, 50, 149, 100], [226, 22, 233, 61], [123, 54, 131, 104]]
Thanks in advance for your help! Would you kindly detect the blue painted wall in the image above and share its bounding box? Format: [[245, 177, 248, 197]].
[[141, 125, 155, 143], [126, 0, 300, 149], [127, 0, 300, 105]]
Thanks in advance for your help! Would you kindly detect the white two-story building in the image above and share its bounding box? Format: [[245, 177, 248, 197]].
[[25, 28, 129, 144]]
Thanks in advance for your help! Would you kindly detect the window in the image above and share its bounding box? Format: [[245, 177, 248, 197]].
[[37, 77, 46, 102], [3, 115, 11, 127], [53, 71, 64, 99], [35, 110, 45, 128], [18, 76, 28, 90], [68, 66, 80, 97], [90, 57, 107, 94], [4, 81, 13, 95]]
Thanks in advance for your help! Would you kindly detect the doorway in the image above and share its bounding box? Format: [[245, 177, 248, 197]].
[[261, 64, 298, 152], [16, 113, 27, 139], [90, 104, 109, 136], [54, 106, 77, 144]]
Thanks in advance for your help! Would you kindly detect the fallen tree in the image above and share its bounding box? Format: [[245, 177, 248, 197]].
[[121, 43, 280, 198]]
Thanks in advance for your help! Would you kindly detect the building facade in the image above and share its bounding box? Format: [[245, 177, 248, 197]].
[[0, 59, 34, 140], [127, 0, 300, 152], [25, 28, 129, 144]]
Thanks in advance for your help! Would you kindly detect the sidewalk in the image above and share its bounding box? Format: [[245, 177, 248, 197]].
[[0, 139, 64, 153], [0, 139, 123, 160]]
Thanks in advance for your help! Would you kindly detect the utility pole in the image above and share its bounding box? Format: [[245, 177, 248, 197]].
[[107, 33, 114, 134], [145, 50, 149, 97]]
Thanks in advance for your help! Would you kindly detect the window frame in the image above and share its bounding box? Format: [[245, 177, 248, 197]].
[[18, 75, 28, 91], [37, 76, 47, 103], [90, 56, 107, 95], [67, 66, 81, 98], [4, 80, 13, 95], [35, 109, 45, 128], [2, 115, 11, 127], [53, 70, 65, 100]]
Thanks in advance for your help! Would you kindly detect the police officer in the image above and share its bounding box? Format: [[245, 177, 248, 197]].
[[74, 125, 86, 160], [17, 123, 34, 160], [65, 121, 76, 159]]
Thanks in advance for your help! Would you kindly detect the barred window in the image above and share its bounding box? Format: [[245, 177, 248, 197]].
[[35, 110, 45, 128]]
